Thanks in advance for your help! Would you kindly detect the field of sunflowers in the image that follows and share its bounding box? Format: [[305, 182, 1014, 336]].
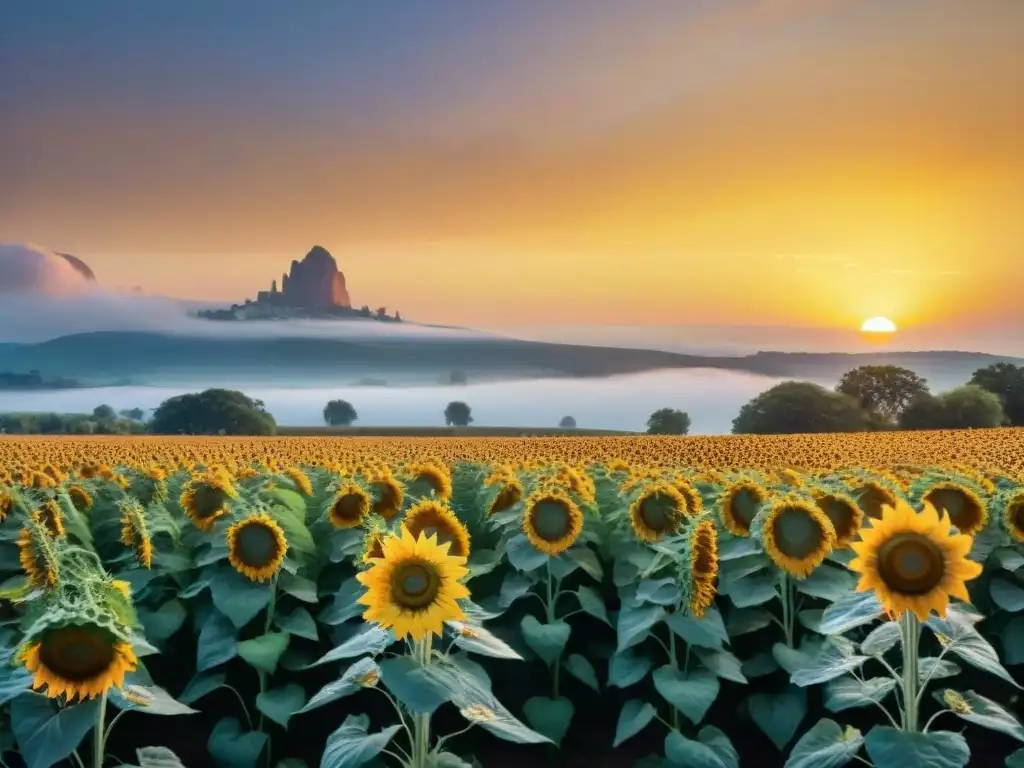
[[1, 431, 1024, 768]]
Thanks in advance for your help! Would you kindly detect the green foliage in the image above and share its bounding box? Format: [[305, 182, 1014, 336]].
[[970, 362, 1024, 426], [836, 365, 929, 422], [646, 408, 691, 435], [149, 388, 277, 435], [444, 400, 473, 427], [322, 399, 358, 427], [732, 381, 872, 434]]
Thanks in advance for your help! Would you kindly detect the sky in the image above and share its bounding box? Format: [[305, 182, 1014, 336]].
[[1, 0, 1022, 337]]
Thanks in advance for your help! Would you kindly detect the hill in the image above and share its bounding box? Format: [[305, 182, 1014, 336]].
[[0, 331, 1017, 388]]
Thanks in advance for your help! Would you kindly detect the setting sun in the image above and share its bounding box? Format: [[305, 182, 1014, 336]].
[[860, 316, 898, 334]]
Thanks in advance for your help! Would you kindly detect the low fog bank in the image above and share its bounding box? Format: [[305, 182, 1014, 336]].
[[0, 368, 785, 435]]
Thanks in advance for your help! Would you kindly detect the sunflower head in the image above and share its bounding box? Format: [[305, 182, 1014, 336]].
[[813, 492, 864, 548], [485, 474, 524, 517], [403, 500, 472, 559], [226, 513, 288, 582], [0, 489, 13, 522], [285, 466, 313, 496], [628, 482, 689, 542], [403, 462, 453, 503], [920, 482, 988, 536], [18, 514, 62, 590], [999, 491, 1024, 543], [67, 485, 93, 512], [360, 517, 392, 564], [370, 473, 405, 521], [38, 500, 66, 539], [522, 489, 584, 556], [853, 480, 899, 521], [849, 500, 983, 621], [117, 499, 153, 569], [327, 483, 372, 529], [757, 496, 837, 578], [678, 518, 718, 618], [672, 477, 703, 517], [356, 525, 470, 641], [180, 469, 237, 531], [718, 480, 767, 537]]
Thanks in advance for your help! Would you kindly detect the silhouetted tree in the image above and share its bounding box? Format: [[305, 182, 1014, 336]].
[[836, 365, 929, 422], [444, 401, 473, 427], [900, 385, 1005, 430], [92, 404, 116, 422], [732, 381, 871, 434], [149, 389, 276, 435], [119, 407, 146, 421], [969, 362, 1024, 425], [559, 415, 577, 429], [646, 408, 691, 435], [323, 399, 358, 427]]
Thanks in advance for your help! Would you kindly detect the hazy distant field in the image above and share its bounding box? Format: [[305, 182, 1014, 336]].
[[275, 425, 638, 436]]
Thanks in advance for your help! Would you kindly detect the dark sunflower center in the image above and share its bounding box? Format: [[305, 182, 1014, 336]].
[[857, 486, 892, 520], [692, 531, 716, 576], [390, 561, 441, 609], [925, 488, 981, 532], [819, 497, 856, 538], [192, 484, 228, 518], [530, 499, 572, 542], [729, 488, 762, 530], [372, 483, 401, 520], [772, 507, 824, 558], [638, 492, 679, 533], [333, 493, 367, 522], [41, 506, 63, 537], [70, 489, 90, 511], [39, 626, 116, 681], [235, 522, 280, 567], [1010, 502, 1024, 534], [876, 532, 945, 595], [491, 485, 521, 515]]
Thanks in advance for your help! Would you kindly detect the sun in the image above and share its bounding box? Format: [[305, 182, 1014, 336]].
[[860, 316, 897, 333]]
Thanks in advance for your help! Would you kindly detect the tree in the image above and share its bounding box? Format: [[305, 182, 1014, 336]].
[[559, 416, 577, 429], [900, 385, 1005, 430], [836, 365, 929, 422], [646, 408, 691, 435], [92, 404, 117, 422], [119, 407, 146, 421], [969, 362, 1024, 425], [444, 401, 473, 427], [149, 389, 277, 435], [448, 370, 468, 385], [732, 381, 871, 434], [323, 399, 358, 426]]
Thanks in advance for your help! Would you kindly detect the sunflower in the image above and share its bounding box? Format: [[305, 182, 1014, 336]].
[[361, 528, 388, 564], [921, 482, 988, 536], [285, 466, 313, 496], [356, 525, 469, 641], [18, 520, 59, 590], [404, 500, 471, 558], [672, 477, 703, 517], [0, 490, 12, 522], [522, 489, 584, 555], [111, 580, 132, 600], [67, 485, 93, 512], [20, 624, 137, 701], [629, 483, 689, 542], [1002, 492, 1024, 543], [761, 497, 837, 578], [179, 469, 237, 531], [853, 480, 898, 521], [38, 500, 66, 538], [718, 480, 767, 537], [119, 501, 153, 569], [849, 500, 982, 621], [814, 492, 864, 548], [328, 483, 372, 529], [682, 520, 719, 618], [370, 474, 405, 521], [226, 513, 288, 582], [403, 462, 453, 502], [487, 475, 523, 517]]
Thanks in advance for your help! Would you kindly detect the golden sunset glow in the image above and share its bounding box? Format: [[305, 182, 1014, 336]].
[[860, 317, 898, 334]]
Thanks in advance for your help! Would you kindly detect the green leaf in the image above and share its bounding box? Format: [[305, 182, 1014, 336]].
[[498, 571, 535, 608], [666, 607, 729, 650], [795, 566, 855, 602], [130, 633, 161, 658], [927, 610, 1022, 689], [819, 590, 883, 635], [993, 548, 1024, 572], [267, 488, 308, 520], [860, 621, 901, 657], [863, 726, 969, 768], [748, 687, 806, 750], [726, 607, 773, 637], [197, 611, 238, 671], [785, 718, 863, 768], [567, 546, 603, 581], [727, 571, 777, 608], [299, 658, 380, 714], [11, 693, 100, 768], [506, 534, 549, 571], [110, 684, 199, 715], [523, 696, 574, 747], [138, 600, 188, 644], [564, 654, 600, 692], [520, 616, 570, 666], [237, 632, 291, 675], [274, 607, 319, 641], [576, 585, 611, 626], [256, 684, 306, 729], [824, 676, 896, 713], [614, 700, 656, 747], [279, 571, 318, 603], [209, 717, 268, 768], [664, 726, 739, 768], [617, 603, 666, 652], [1003, 617, 1024, 666], [320, 714, 403, 768], [318, 578, 365, 625], [608, 649, 652, 688], [448, 621, 522, 660], [380, 656, 451, 714], [918, 657, 960, 684], [637, 578, 680, 605], [179, 672, 227, 705], [1007, 749, 1024, 768], [693, 648, 747, 684], [934, 689, 1024, 742], [211, 566, 272, 629], [790, 642, 868, 687], [991, 578, 1024, 612], [0, 656, 34, 706], [312, 625, 391, 666], [742, 651, 779, 679], [652, 666, 719, 725], [270, 509, 316, 557], [718, 533, 760, 561], [130, 746, 187, 768]]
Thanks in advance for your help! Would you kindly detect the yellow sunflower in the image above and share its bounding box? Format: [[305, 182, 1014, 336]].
[[522, 489, 584, 556], [629, 483, 689, 542], [67, 485, 93, 512], [119, 501, 153, 569], [849, 500, 983, 621], [814, 492, 864, 548], [328, 483, 371, 529], [226, 513, 288, 582], [853, 480, 898, 521], [20, 624, 137, 701], [487, 475, 523, 517], [761, 497, 837, 578], [370, 474, 405, 521], [285, 466, 313, 496], [684, 520, 719, 618], [403, 462, 453, 502], [0, 490, 12, 522], [356, 525, 469, 641], [718, 480, 767, 537], [38, 500, 66, 538], [404, 500, 471, 558], [672, 477, 703, 517], [179, 469, 237, 531], [921, 482, 988, 536], [1003, 492, 1024, 543], [18, 521, 59, 590], [111, 580, 132, 600]]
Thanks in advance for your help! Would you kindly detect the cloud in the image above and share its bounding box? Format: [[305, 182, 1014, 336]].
[[0, 243, 96, 296]]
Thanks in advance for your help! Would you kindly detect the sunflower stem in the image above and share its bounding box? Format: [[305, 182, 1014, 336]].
[[411, 639, 432, 768], [93, 691, 108, 768], [899, 611, 921, 731], [259, 574, 280, 768], [545, 560, 560, 700], [668, 629, 680, 732], [779, 574, 795, 648]]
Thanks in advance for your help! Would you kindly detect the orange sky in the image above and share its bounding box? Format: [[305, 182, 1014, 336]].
[[1, 1, 1022, 331]]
